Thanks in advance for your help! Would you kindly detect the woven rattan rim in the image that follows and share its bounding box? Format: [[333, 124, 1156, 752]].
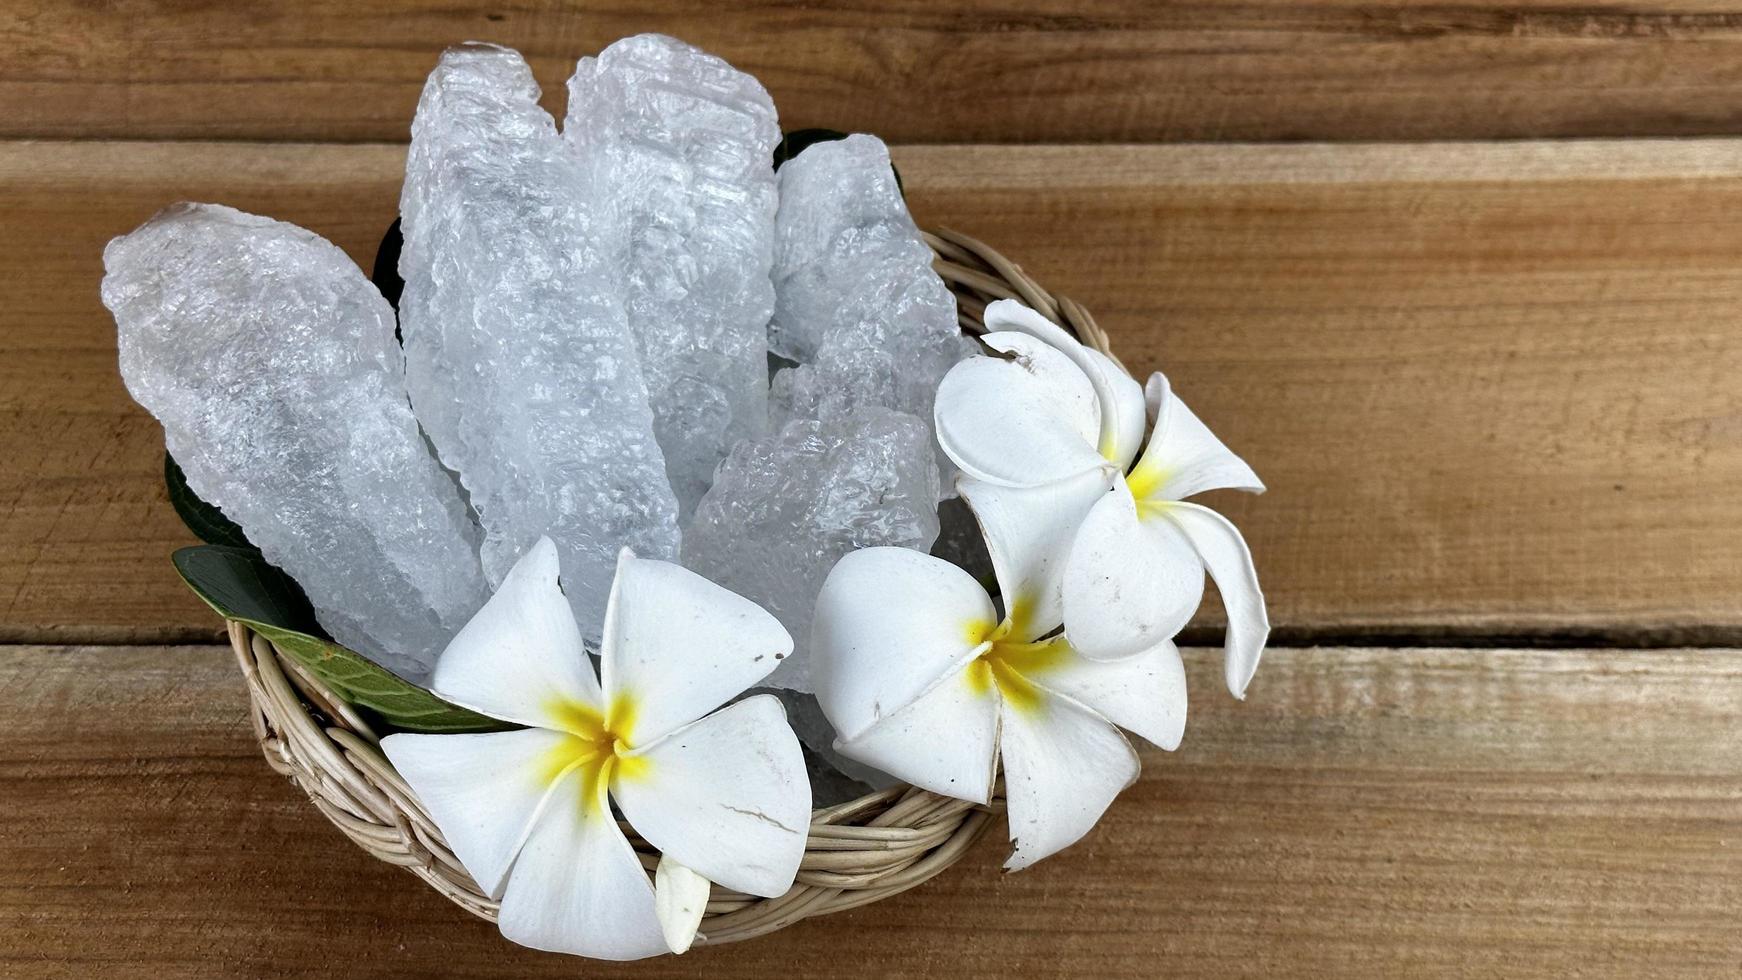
[[227, 226, 1118, 948]]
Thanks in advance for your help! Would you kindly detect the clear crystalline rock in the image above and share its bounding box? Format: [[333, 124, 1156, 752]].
[[768, 134, 937, 364], [683, 408, 942, 692], [766, 135, 974, 492], [769, 247, 976, 427], [102, 203, 489, 678], [399, 43, 681, 641], [565, 33, 780, 521]]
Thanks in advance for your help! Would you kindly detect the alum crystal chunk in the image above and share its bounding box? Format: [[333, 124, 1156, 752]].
[[768, 134, 953, 364], [683, 409, 942, 692], [399, 43, 680, 641], [769, 246, 976, 426], [102, 203, 488, 678], [766, 135, 974, 491], [565, 33, 779, 520]]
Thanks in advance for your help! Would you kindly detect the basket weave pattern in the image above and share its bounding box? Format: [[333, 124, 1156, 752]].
[[228, 228, 1117, 947]]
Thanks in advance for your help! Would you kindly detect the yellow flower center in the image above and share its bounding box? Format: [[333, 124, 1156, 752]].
[[1124, 457, 1168, 508], [1123, 452, 1180, 523], [962, 614, 1072, 716], [542, 691, 650, 817]]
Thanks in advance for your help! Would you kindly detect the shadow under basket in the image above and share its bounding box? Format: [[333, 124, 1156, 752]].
[[225, 227, 1123, 949]]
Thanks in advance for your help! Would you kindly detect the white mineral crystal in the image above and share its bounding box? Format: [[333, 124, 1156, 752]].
[[768, 247, 977, 427], [683, 408, 942, 692], [766, 135, 974, 490], [768, 134, 937, 364], [102, 203, 489, 678], [564, 34, 779, 520], [399, 43, 681, 641]]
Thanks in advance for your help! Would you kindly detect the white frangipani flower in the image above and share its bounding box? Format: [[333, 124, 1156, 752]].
[[933, 299, 1270, 697], [812, 478, 1187, 870], [1065, 372, 1268, 693], [382, 538, 810, 961]]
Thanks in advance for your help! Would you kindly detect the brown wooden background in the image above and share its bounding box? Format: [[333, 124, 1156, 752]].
[[3, 3, 1741, 978]]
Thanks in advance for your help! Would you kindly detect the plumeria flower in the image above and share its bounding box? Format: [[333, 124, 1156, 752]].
[[382, 538, 810, 960], [811, 476, 1187, 869], [933, 299, 1269, 697]]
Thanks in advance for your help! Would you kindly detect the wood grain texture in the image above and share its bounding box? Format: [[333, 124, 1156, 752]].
[[1, 643, 1737, 978], [4, 139, 1740, 643], [10, 1, 1742, 143]]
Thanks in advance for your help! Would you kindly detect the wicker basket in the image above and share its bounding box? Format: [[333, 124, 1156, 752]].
[[226, 227, 1120, 948]]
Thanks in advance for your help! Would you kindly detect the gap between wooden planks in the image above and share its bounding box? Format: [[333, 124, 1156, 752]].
[[3, 139, 1740, 644], [0, 643, 1736, 978], [8, 1, 1742, 143]]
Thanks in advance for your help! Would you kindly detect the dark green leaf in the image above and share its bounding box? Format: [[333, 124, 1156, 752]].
[[173, 545, 507, 733], [164, 452, 255, 549], [773, 127, 903, 196]]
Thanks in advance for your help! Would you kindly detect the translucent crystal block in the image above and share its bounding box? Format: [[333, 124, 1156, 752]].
[[768, 247, 963, 416], [565, 33, 779, 520], [683, 408, 942, 692], [102, 203, 488, 678], [399, 43, 681, 642], [767, 136, 972, 495], [768, 134, 939, 364]]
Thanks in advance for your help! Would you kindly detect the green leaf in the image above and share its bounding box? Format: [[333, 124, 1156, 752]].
[[173, 545, 507, 733], [164, 452, 255, 549], [772, 127, 903, 196]]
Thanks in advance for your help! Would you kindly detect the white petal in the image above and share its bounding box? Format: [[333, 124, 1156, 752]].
[[933, 332, 1107, 488], [614, 696, 809, 898], [381, 728, 580, 898], [1062, 478, 1205, 662], [958, 470, 1112, 642], [430, 536, 603, 730], [1026, 637, 1189, 751], [834, 664, 1000, 804], [600, 550, 794, 746], [654, 858, 710, 955], [812, 547, 995, 743], [1087, 348, 1149, 468], [998, 688, 1141, 870], [1144, 370, 1167, 425], [983, 299, 1146, 467], [1161, 503, 1270, 699], [1132, 373, 1264, 503], [497, 768, 667, 960]]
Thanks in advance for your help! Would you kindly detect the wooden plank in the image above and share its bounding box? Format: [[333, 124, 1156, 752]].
[[10, 2, 1742, 144], [4, 139, 1741, 643], [1, 643, 1738, 977]]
